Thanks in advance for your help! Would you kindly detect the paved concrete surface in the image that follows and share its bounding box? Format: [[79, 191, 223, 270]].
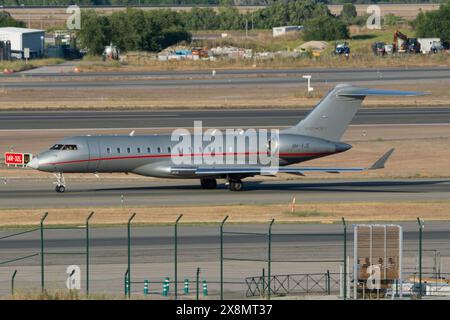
[[0, 179, 449, 208]]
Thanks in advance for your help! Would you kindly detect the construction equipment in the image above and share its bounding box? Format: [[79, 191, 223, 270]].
[[393, 30, 420, 54]]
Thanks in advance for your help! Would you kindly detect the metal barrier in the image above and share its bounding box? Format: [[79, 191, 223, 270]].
[[245, 272, 343, 297], [220, 217, 348, 300]]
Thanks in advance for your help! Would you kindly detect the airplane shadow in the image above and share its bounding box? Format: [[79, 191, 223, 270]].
[[90, 179, 450, 194]]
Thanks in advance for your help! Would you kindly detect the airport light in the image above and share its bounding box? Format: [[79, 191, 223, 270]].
[[220, 215, 229, 300], [302, 75, 314, 93]]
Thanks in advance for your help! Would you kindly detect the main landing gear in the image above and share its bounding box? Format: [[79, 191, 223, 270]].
[[200, 178, 217, 189], [228, 179, 243, 192], [54, 172, 66, 193]]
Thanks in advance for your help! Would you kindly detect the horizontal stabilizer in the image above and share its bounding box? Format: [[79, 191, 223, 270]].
[[338, 88, 428, 97]]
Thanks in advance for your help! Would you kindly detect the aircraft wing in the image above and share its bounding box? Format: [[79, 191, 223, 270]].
[[171, 149, 394, 177]]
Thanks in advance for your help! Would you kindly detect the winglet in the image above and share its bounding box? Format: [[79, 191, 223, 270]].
[[369, 148, 395, 170]]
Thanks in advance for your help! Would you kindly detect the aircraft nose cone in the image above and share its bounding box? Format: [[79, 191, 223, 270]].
[[335, 143, 352, 153], [27, 157, 39, 169]]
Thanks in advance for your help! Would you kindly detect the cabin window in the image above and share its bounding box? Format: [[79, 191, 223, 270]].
[[117, 148, 121, 154], [167, 147, 171, 153], [127, 147, 131, 154], [147, 147, 151, 153], [157, 147, 161, 153], [137, 147, 141, 154], [106, 147, 111, 154]]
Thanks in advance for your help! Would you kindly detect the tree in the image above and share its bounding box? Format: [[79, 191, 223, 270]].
[[78, 10, 111, 55], [0, 11, 26, 28], [413, 1, 450, 43], [341, 3, 357, 23], [303, 15, 349, 41]]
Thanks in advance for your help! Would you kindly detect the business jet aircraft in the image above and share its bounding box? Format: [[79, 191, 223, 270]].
[[27, 83, 423, 193]]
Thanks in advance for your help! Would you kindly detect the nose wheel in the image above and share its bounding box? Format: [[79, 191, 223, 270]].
[[55, 185, 66, 193], [53, 172, 66, 193]]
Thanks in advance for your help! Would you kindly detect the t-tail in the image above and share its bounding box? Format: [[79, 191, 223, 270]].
[[283, 83, 427, 141]]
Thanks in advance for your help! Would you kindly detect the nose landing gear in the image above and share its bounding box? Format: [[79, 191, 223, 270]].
[[53, 172, 66, 193]]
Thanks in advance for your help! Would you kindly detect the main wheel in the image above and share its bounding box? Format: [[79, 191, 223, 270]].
[[229, 180, 243, 191], [200, 178, 217, 189], [55, 185, 66, 193]]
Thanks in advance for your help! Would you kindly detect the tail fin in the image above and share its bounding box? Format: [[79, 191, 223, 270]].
[[283, 83, 426, 141]]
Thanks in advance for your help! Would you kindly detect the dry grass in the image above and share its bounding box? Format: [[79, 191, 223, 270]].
[[0, 58, 64, 73], [0, 201, 450, 227], [3, 289, 121, 300]]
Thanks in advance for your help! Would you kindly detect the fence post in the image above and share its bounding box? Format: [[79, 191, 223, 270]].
[[261, 268, 265, 298], [196, 267, 200, 300], [127, 212, 136, 298], [11, 269, 17, 296], [327, 270, 331, 295], [174, 214, 183, 300], [220, 215, 229, 300], [86, 211, 94, 295], [417, 217, 424, 298], [267, 219, 275, 300], [342, 217, 347, 300], [40, 212, 48, 293]]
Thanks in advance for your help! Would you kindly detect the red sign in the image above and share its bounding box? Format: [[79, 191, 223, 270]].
[[5, 152, 24, 165]]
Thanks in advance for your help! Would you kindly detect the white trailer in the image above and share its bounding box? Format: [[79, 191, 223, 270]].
[[272, 26, 303, 37], [418, 38, 443, 54], [0, 27, 45, 58]]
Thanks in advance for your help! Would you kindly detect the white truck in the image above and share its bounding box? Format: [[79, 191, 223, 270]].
[[418, 38, 443, 54]]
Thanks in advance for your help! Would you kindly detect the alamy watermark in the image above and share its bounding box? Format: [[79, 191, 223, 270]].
[[366, 5, 382, 30], [170, 121, 279, 172], [66, 5, 81, 30]]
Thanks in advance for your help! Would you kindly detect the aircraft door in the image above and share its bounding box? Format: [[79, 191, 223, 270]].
[[87, 138, 100, 172]]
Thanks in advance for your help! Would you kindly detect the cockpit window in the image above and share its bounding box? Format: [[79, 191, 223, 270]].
[[62, 145, 78, 150], [50, 144, 77, 150]]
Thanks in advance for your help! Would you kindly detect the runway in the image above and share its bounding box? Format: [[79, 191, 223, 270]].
[[7, 66, 450, 78], [1, 179, 449, 209], [1, 66, 449, 89], [1, 107, 450, 130], [0, 221, 448, 297]]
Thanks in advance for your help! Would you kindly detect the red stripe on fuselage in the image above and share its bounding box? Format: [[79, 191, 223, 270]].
[[45, 151, 333, 166]]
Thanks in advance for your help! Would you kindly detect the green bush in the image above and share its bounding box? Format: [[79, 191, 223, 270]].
[[413, 0, 450, 43], [304, 15, 350, 41]]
